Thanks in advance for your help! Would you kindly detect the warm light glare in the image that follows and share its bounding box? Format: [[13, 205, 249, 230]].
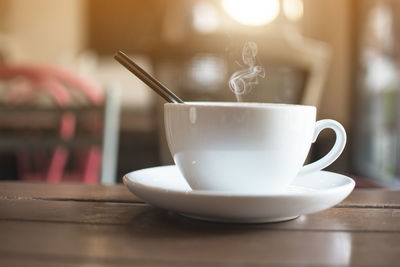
[[192, 2, 220, 33], [283, 0, 303, 21], [189, 55, 226, 90], [222, 0, 280, 26]]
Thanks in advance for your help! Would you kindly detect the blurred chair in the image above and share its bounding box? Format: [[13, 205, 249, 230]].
[[256, 26, 331, 107], [0, 64, 120, 183]]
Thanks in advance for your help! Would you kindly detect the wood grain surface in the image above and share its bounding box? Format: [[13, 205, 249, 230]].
[[1, 182, 399, 266]]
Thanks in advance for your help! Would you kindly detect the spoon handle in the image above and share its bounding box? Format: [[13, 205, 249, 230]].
[[114, 51, 184, 104]]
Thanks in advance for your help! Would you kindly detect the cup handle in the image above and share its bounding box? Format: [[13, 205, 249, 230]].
[[299, 119, 346, 175]]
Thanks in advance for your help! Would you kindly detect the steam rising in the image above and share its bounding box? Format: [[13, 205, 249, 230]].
[[229, 41, 265, 101]]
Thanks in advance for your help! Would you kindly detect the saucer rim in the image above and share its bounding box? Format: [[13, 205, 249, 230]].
[[123, 165, 355, 198]]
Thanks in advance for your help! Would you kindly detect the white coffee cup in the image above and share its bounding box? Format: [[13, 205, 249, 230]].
[[164, 102, 346, 194]]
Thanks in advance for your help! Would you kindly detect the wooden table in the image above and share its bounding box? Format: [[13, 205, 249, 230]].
[[1, 182, 399, 266]]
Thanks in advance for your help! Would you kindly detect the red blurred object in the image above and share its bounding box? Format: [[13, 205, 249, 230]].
[[0, 64, 105, 183]]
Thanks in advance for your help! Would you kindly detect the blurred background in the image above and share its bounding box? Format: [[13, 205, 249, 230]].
[[0, 0, 398, 188]]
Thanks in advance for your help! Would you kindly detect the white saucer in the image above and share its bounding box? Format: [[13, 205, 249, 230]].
[[123, 165, 355, 223]]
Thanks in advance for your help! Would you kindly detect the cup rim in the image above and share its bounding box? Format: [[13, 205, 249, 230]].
[[165, 102, 316, 110]]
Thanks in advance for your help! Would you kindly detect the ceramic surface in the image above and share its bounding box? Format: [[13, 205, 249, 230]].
[[164, 102, 346, 194], [123, 165, 355, 223]]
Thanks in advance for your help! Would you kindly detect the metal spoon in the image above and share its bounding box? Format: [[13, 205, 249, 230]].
[[114, 51, 184, 104]]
